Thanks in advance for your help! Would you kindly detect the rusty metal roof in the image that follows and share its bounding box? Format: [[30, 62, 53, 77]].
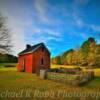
[[18, 43, 50, 55]]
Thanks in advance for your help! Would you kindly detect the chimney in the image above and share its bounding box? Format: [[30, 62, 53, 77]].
[[26, 44, 31, 49]]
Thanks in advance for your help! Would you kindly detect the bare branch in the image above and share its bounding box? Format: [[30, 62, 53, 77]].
[[0, 14, 12, 53]]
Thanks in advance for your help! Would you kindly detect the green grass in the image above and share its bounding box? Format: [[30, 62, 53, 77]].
[[0, 63, 17, 68], [0, 65, 100, 99], [0, 63, 17, 71]]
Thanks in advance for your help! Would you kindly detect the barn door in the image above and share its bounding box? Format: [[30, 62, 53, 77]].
[[22, 58, 26, 72]]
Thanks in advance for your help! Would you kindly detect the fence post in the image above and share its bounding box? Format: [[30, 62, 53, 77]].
[[39, 69, 47, 79]]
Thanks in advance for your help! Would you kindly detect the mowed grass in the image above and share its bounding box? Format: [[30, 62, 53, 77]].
[[0, 63, 17, 67], [0, 63, 17, 71], [0, 64, 100, 99]]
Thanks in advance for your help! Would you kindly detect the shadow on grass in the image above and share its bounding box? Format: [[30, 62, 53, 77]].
[[79, 76, 100, 87]]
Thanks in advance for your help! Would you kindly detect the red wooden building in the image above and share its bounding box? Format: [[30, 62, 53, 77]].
[[17, 43, 50, 73]]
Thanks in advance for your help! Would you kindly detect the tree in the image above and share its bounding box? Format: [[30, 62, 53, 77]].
[[71, 50, 79, 65], [51, 37, 100, 67], [87, 39, 96, 66], [95, 45, 100, 67], [78, 38, 95, 66], [0, 53, 17, 63], [0, 14, 11, 53], [66, 49, 74, 65], [61, 50, 72, 65], [51, 56, 61, 65]]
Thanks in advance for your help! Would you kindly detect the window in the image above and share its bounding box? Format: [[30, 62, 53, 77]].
[[41, 58, 44, 65], [42, 46, 44, 52]]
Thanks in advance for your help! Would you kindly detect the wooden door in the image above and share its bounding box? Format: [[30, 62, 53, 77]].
[[22, 58, 26, 72]]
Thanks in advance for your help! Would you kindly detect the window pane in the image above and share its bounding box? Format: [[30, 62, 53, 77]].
[[41, 58, 44, 65]]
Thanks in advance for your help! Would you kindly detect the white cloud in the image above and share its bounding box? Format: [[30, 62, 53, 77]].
[[72, 5, 100, 33], [31, 28, 62, 43], [73, 0, 90, 6], [90, 25, 100, 32], [33, 0, 66, 25], [34, 0, 51, 24], [0, 0, 63, 56], [32, 27, 62, 42], [0, 0, 33, 55], [72, 0, 100, 33], [33, 28, 61, 37], [0, 0, 99, 56]]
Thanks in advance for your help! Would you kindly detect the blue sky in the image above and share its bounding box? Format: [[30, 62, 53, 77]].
[[0, 0, 100, 57]]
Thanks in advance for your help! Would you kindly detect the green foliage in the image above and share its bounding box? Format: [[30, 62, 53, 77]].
[[79, 37, 96, 66], [61, 49, 74, 65], [0, 53, 17, 63], [51, 37, 100, 67], [95, 45, 100, 66], [51, 56, 61, 65]]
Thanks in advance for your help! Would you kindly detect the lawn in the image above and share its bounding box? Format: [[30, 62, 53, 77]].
[[0, 63, 17, 68], [0, 64, 100, 100]]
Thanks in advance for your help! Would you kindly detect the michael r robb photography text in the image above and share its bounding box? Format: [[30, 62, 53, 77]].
[[0, 89, 100, 99]]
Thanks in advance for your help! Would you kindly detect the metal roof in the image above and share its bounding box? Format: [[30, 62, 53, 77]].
[[18, 43, 50, 55]]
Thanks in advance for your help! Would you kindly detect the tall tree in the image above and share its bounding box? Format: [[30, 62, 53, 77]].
[[87, 39, 96, 66], [72, 50, 79, 65], [61, 50, 73, 65], [0, 14, 11, 53], [51, 56, 61, 65], [95, 45, 100, 67], [78, 38, 95, 66], [66, 49, 74, 65]]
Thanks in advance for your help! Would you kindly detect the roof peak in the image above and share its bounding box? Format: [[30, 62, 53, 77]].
[[18, 42, 46, 55]]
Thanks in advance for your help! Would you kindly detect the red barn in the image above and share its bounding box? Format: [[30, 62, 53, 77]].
[[17, 43, 50, 73]]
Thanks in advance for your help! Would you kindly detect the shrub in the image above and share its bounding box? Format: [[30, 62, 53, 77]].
[[48, 68, 64, 73]]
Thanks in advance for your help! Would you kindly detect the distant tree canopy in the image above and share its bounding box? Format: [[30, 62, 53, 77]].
[[51, 37, 100, 67], [0, 14, 11, 53], [0, 53, 17, 63]]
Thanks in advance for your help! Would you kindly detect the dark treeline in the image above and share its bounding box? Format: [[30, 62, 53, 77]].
[[0, 53, 17, 63], [51, 37, 100, 67]]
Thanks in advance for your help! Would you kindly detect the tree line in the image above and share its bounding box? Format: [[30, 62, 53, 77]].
[[51, 37, 100, 67], [0, 53, 17, 63]]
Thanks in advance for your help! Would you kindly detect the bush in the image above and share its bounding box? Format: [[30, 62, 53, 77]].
[[48, 68, 64, 73], [74, 67, 82, 71]]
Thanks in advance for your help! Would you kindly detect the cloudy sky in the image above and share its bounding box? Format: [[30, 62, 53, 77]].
[[0, 0, 100, 57]]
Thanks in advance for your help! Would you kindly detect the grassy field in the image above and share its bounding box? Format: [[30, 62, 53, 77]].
[[0, 63, 17, 68], [0, 64, 100, 100]]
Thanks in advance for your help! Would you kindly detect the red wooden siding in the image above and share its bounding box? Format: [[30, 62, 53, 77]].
[[17, 53, 33, 73], [32, 45, 50, 73], [17, 44, 50, 73]]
